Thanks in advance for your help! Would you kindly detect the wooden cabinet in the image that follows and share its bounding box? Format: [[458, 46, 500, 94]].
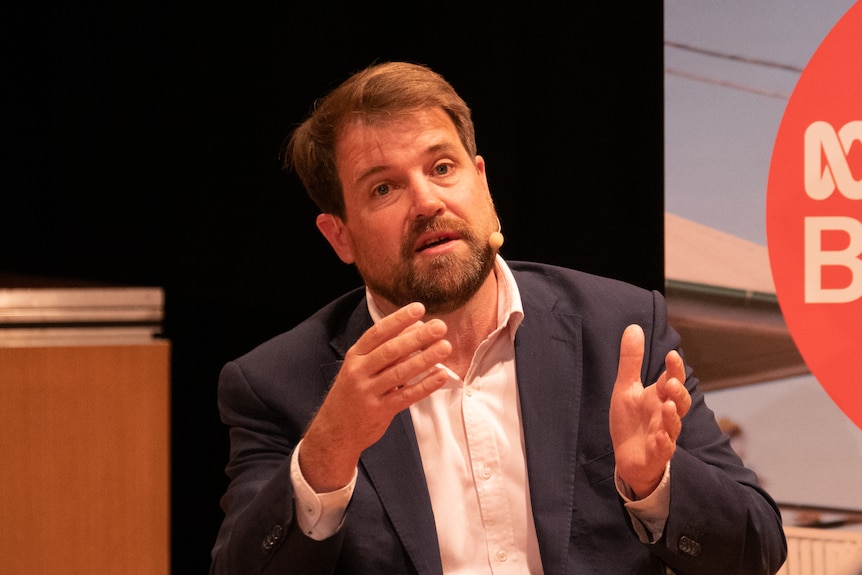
[[0, 283, 169, 574]]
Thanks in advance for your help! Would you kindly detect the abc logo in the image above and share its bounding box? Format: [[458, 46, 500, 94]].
[[767, 3, 862, 428], [802, 121, 862, 304]]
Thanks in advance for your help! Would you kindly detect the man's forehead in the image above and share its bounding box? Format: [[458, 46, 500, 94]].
[[337, 110, 462, 180]]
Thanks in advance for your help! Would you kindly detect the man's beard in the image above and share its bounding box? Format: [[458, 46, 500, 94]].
[[360, 217, 496, 316]]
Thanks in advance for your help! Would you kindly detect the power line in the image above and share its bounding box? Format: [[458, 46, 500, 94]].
[[665, 67, 792, 100], [665, 40, 805, 74]]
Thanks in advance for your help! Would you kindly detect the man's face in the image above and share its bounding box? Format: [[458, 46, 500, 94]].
[[319, 107, 498, 316]]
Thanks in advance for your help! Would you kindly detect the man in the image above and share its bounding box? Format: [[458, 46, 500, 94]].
[[210, 61, 787, 574]]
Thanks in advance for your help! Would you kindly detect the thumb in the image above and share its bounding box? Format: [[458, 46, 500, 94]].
[[615, 324, 645, 388]]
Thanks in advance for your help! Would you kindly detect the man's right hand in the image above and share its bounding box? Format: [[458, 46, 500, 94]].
[[299, 302, 452, 492]]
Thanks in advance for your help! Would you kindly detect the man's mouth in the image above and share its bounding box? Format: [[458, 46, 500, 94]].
[[415, 232, 458, 253]]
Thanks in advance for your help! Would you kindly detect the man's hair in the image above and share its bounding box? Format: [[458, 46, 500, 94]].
[[283, 61, 476, 219]]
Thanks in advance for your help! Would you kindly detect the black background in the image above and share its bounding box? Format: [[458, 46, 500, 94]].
[[4, 4, 664, 572]]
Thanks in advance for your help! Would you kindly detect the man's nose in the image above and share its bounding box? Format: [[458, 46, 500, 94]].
[[408, 179, 446, 221]]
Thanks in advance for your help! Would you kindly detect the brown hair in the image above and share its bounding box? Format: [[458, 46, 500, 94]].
[[283, 61, 476, 219]]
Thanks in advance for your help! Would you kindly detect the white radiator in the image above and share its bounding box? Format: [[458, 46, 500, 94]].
[[778, 526, 862, 575]]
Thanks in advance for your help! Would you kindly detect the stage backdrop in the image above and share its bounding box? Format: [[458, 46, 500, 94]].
[[4, 4, 664, 572]]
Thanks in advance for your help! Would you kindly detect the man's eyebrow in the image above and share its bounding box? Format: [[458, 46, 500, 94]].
[[353, 142, 457, 185], [354, 165, 387, 185]]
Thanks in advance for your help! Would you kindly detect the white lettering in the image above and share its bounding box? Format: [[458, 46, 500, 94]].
[[804, 216, 862, 303], [804, 121, 862, 200]]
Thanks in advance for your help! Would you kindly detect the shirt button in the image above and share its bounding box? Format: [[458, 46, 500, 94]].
[[496, 550, 508, 562], [465, 386, 473, 396], [481, 467, 492, 479]]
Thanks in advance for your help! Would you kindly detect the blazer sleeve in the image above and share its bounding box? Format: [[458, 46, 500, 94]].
[[209, 359, 345, 575], [642, 290, 788, 575]]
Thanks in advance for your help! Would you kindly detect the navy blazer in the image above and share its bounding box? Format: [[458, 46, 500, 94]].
[[210, 261, 787, 575]]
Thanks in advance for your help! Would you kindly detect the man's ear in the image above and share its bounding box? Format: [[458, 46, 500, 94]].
[[475, 154, 489, 186], [316, 213, 355, 264]]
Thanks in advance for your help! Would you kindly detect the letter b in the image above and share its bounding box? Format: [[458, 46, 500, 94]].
[[805, 216, 862, 303]]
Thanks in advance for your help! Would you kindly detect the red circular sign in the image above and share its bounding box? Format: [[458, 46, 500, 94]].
[[767, 3, 862, 429]]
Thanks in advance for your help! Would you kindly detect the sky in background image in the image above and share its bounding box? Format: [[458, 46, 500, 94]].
[[664, 0, 857, 246]]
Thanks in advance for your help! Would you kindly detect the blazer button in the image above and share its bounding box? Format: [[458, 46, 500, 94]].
[[261, 524, 284, 553], [678, 535, 701, 557]]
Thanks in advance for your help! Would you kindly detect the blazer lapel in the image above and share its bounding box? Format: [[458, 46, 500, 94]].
[[327, 299, 443, 575], [515, 298, 583, 574], [361, 411, 444, 575]]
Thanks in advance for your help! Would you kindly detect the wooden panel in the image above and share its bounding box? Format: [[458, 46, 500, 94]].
[[0, 343, 170, 574]]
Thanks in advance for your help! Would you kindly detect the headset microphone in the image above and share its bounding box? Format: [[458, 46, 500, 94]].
[[489, 231, 504, 251]]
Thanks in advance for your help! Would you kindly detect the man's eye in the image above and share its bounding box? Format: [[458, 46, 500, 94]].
[[373, 183, 391, 196], [434, 163, 451, 176]]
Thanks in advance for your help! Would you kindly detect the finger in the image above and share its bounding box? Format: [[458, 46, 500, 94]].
[[386, 362, 450, 406], [669, 381, 691, 419], [365, 317, 448, 377], [615, 324, 645, 389], [663, 351, 691, 417], [352, 302, 426, 356], [651, 428, 677, 467], [665, 350, 686, 384], [661, 400, 683, 442], [381, 337, 452, 390]]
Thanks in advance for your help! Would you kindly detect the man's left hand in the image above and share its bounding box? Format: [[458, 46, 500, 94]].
[[609, 324, 692, 498]]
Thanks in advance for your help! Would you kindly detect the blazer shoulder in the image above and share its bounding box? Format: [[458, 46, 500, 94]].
[[507, 260, 656, 311], [231, 286, 369, 370]]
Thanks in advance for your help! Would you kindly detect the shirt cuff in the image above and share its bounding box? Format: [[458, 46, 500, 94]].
[[290, 439, 357, 541], [614, 461, 671, 544]]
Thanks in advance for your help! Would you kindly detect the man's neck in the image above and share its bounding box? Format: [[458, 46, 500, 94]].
[[418, 270, 500, 379]]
